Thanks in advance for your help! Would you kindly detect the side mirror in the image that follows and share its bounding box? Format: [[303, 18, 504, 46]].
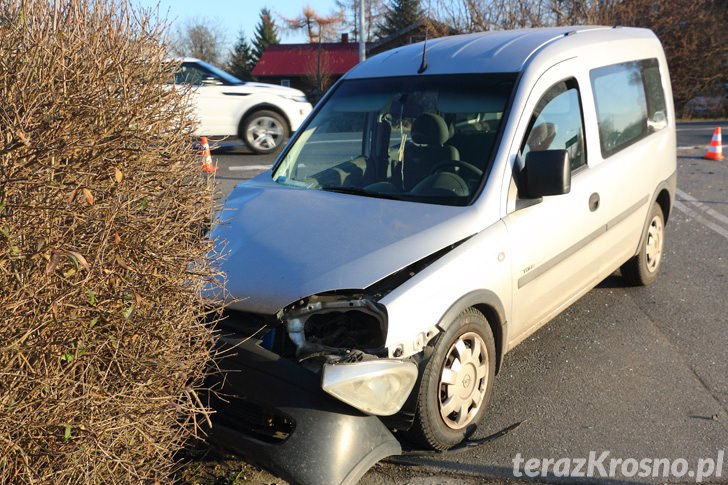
[[522, 149, 571, 198], [201, 76, 223, 86]]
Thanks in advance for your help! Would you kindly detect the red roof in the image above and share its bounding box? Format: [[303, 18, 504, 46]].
[[252, 43, 361, 77]]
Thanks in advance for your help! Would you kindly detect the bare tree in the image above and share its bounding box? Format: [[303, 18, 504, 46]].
[[335, 0, 386, 41], [430, 0, 726, 116], [281, 6, 346, 43], [432, 0, 488, 32], [303, 52, 336, 100], [598, 0, 727, 116], [433, 0, 553, 32], [170, 17, 226, 65], [282, 7, 347, 100], [548, 0, 619, 25]]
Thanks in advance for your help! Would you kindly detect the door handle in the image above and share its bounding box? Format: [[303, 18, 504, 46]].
[[589, 193, 600, 212]]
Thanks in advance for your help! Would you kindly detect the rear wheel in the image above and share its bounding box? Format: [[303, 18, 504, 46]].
[[407, 308, 496, 450], [241, 110, 289, 154], [621, 202, 665, 286]]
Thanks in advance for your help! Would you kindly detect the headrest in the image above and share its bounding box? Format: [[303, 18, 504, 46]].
[[411, 113, 449, 145], [526, 122, 557, 151]]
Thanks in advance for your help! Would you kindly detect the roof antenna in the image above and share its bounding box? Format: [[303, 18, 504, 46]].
[[418, 27, 428, 73], [418, 4, 432, 73]]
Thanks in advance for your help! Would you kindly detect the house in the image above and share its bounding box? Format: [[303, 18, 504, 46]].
[[253, 21, 457, 101], [252, 34, 364, 100]]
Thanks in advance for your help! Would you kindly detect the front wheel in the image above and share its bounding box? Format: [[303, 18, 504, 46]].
[[407, 307, 496, 450], [621, 202, 665, 286], [241, 110, 289, 155]]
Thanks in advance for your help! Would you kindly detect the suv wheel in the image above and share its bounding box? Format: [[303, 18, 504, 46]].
[[407, 307, 495, 450], [621, 202, 665, 286], [241, 110, 289, 154]]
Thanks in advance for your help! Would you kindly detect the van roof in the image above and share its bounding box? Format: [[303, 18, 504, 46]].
[[346, 26, 658, 79]]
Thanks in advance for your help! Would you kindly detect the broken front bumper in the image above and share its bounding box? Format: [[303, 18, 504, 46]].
[[207, 335, 401, 485]]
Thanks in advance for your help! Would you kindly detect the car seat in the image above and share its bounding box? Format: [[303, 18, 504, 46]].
[[401, 113, 459, 191]]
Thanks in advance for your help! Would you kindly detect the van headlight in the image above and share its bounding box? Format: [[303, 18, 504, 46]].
[[322, 359, 418, 416]]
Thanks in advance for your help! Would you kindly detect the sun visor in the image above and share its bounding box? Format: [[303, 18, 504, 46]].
[[333, 92, 390, 112], [437, 91, 507, 113]]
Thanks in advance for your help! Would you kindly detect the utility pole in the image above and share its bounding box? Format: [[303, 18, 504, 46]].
[[317, 34, 322, 99], [358, 0, 366, 62]]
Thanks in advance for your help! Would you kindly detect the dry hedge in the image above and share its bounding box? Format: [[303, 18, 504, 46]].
[[0, 1, 220, 482]]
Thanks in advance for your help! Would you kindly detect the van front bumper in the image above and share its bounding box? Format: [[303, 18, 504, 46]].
[[207, 335, 401, 485]]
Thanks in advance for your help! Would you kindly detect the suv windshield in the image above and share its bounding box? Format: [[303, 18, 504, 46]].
[[273, 74, 516, 205]]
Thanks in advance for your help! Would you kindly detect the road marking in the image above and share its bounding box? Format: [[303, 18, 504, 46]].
[[674, 189, 728, 241], [676, 127, 727, 132], [677, 188, 728, 226], [678, 145, 727, 150], [229, 165, 272, 171]]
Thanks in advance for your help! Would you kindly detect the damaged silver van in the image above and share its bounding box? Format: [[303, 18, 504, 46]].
[[208, 26, 676, 484]]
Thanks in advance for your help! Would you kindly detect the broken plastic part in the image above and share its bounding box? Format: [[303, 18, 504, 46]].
[[283, 294, 387, 357], [208, 335, 401, 484]]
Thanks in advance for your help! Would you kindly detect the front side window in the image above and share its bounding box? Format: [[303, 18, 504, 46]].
[[175, 61, 242, 86], [519, 79, 586, 172], [175, 64, 206, 85], [590, 58, 667, 158], [273, 74, 516, 206]]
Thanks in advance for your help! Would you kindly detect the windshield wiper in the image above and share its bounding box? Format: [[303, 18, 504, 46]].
[[320, 186, 404, 201]]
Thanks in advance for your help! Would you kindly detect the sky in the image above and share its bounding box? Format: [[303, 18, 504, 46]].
[[134, 0, 344, 46]]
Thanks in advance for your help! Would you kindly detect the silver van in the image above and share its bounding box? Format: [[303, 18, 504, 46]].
[[209, 26, 676, 482]]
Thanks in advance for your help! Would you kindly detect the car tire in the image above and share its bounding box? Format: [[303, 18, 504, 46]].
[[621, 202, 665, 286], [407, 307, 496, 451], [241, 110, 289, 155]]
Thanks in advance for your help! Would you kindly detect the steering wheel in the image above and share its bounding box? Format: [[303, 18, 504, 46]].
[[432, 160, 483, 180]]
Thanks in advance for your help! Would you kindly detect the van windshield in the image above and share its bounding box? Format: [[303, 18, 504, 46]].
[[273, 74, 516, 206]]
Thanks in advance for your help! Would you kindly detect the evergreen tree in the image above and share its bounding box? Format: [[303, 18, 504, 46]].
[[227, 30, 254, 80], [252, 8, 280, 67], [376, 0, 424, 39]]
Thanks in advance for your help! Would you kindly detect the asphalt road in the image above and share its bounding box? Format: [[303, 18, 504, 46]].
[[205, 121, 728, 484]]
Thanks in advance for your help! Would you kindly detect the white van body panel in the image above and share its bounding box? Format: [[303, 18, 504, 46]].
[[371, 27, 676, 353]]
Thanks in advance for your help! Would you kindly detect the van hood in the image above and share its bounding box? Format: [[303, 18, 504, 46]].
[[210, 176, 482, 314]]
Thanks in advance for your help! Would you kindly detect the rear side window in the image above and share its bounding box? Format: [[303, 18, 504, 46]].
[[590, 58, 667, 158]]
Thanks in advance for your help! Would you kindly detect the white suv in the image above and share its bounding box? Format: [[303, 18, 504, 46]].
[[208, 26, 677, 481], [175, 59, 312, 154]]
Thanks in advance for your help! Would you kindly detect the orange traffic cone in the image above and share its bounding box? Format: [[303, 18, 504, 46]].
[[199, 136, 217, 173], [704, 127, 723, 161]]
